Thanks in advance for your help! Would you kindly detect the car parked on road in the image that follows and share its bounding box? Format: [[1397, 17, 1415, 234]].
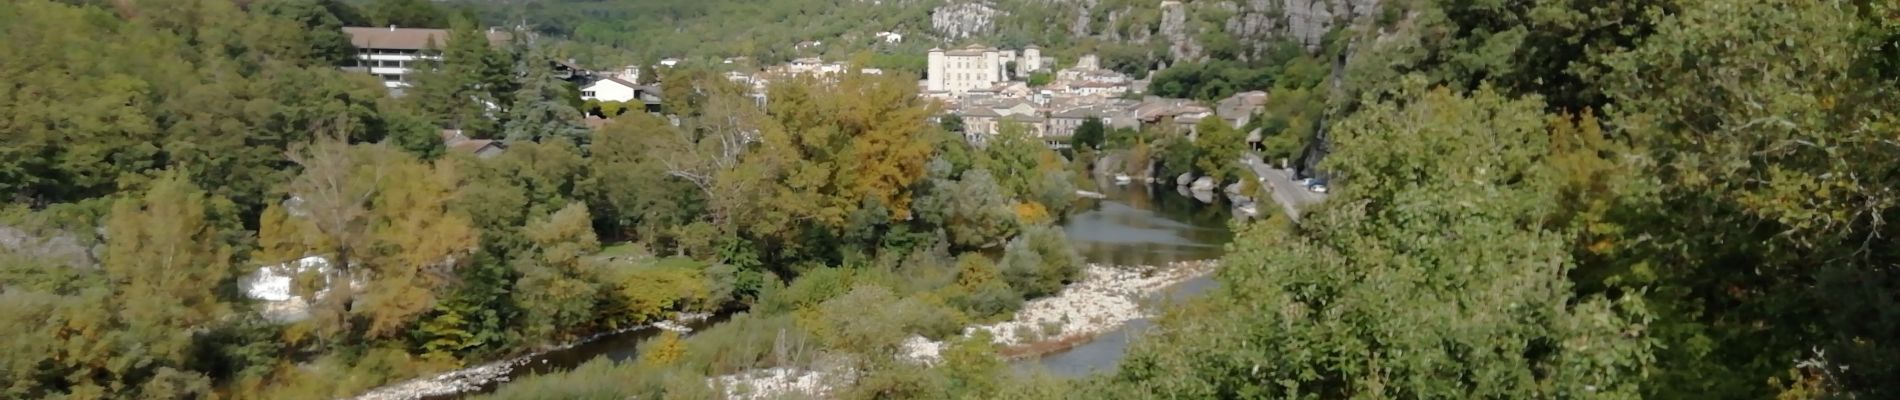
[[1306, 179, 1329, 194]]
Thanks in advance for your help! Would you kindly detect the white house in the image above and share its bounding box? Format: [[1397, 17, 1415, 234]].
[[581, 77, 663, 113], [875, 32, 903, 43], [581, 77, 644, 102], [342, 26, 510, 90]]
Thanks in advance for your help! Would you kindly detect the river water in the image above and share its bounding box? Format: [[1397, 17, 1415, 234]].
[[436, 182, 1233, 398], [1020, 182, 1235, 376]]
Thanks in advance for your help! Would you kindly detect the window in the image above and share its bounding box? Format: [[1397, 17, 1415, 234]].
[[582, 90, 596, 97]]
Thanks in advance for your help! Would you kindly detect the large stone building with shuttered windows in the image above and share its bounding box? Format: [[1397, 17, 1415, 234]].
[[925, 44, 1052, 97]]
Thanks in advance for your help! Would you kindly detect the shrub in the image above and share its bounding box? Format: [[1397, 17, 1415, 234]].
[[641, 331, 687, 367], [808, 286, 910, 354], [941, 331, 1004, 397], [600, 259, 711, 324], [999, 226, 1082, 298], [949, 281, 1023, 321], [947, 254, 1024, 320], [1013, 202, 1051, 225], [757, 266, 856, 315], [841, 358, 948, 400], [680, 313, 814, 374]]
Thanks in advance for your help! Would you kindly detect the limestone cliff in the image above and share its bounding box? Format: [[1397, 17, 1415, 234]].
[[926, 0, 1379, 62]]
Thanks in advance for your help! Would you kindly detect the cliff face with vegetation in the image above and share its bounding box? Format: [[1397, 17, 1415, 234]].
[[927, 0, 1381, 62], [465, 0, 1380, 74]]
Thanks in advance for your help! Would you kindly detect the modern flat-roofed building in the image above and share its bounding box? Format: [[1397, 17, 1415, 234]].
[[342, 26, 511, 90]]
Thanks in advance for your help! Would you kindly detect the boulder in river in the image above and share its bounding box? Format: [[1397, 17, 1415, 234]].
[[1224, 182, 1252, 203], [1190, 176, 1216, 193], [1176, 173, 1195, 186]]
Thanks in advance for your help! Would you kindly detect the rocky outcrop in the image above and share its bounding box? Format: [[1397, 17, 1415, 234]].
[[931, 2, 999, 39], [1069, 0, 1097, 38], [1007, 0, 1378, 62], [1190, 176, 1216, 193], [1158, 1, 1201, 61], [1277, 0, 1373, 49], [0, 225, 94, 268]]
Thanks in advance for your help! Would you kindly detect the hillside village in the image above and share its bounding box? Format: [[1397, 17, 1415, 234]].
[[340, 25, 1277, 163]]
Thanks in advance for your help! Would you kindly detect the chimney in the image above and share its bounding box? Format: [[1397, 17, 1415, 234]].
[[388, 25, 396, 31]]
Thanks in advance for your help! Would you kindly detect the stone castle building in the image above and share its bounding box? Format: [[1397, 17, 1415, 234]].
[[926, 44, 1051, 96]]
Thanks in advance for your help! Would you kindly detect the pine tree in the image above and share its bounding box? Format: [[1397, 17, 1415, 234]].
[[503, 47, 591, 145], [407, 18, 510, 137]]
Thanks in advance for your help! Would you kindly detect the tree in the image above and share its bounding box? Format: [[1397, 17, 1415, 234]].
[[1107, 81, 1656, 398], [940, 169, 1019, 249], [278, 134, 374, 342], [1069, 117, 1105, 150], [999, 225, 1081, 298], [504, 47, 592, 144], [357, 146, 478, 339], [277, 137, 476, 342], [103, 171, 236, 341], [1190, 117, 1244, 184], [0, 171, 239, 399], [366, 0, 450, 28], [407, 18, 512, 137], [585, 112, 699, 241], [513, 203, 604, 340], [255, 0, 357, 65], [981, 123, 1048, 199], [835, 73, 937, 220], [939, 114, 966, 133], [96, 172, 233, 397], [1026, 71, 1054, 87], [1595, 0, 1900, 396], [656, 75, 776, 236], [1156, 134, 1201, 179]]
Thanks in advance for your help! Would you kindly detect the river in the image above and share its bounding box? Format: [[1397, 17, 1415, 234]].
[[1019, 182, 1235, 376], [427, 182, 1233, 398]]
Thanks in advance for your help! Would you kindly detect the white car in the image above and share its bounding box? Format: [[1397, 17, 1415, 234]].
[[1305, 179, 1329, 193]]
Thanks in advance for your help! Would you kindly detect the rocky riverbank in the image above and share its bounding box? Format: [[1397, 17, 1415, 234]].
[[910, 259, 1219, 362], [349, 357, 527, 400], [708, 260, 1218, 399], [710, 364, 851, 400], [348, 313, 713, 400]]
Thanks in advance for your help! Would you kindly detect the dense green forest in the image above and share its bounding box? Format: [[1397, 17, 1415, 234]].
[[0, 0, 1084, 398], [5, 0, 1900, 399], [482, 0, 1900, 398]]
